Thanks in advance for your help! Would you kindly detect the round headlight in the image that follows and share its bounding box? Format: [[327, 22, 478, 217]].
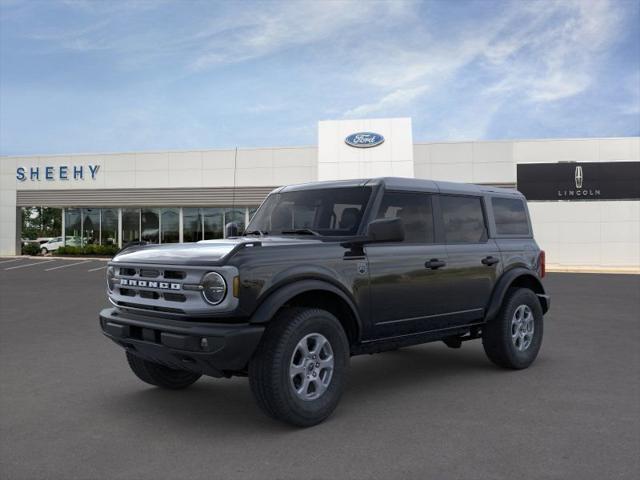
[[106, 266, 116, 292], [201, 272, 227, 305]]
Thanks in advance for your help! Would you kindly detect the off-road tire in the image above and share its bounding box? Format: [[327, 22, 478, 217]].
[[249, 308, 350, 427], [482, 288, 544, 369], [126, 351, 201, 389]]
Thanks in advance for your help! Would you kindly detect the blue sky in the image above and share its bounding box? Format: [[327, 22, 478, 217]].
[[1, 0, 639, 155]]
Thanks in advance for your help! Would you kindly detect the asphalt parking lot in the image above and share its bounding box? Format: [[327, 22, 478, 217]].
[[0, 258, 638, 480]]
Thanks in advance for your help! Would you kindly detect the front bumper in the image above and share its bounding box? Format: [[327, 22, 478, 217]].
[[99, 308, 264, 377]]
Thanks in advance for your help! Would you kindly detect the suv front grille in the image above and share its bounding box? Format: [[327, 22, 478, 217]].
[[109, 263, 238, 316], [139, 269, 160, 278]]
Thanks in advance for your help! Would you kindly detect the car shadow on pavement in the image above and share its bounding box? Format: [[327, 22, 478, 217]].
[[102, 344, 497, 433]]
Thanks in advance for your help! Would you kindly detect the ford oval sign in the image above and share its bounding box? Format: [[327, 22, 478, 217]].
[[345, 132, 385, 148]]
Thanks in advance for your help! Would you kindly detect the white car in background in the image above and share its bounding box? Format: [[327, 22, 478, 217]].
[[40, 236, 80, 254]]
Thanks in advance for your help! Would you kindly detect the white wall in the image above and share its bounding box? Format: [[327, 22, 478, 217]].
[[6, 146, 317, 191], [0, 158, 18, 255], [515, 137, 640, 270], [414, 137, 640, 270], [528, 201, 639, 269], [318, 118, 413, 180], [0, 147, 317, 255], [2, 134, 639, 269], [414, 141, 515, 184]]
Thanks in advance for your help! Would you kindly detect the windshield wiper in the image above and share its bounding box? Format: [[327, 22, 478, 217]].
[[280, 228, 321, 236], [244, 230, 268, 236]]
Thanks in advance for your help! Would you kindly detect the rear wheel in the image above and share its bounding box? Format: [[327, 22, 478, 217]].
[[126, 352, 201, 389], [482, 288, 543, 369], [249, 308, 349, 427]]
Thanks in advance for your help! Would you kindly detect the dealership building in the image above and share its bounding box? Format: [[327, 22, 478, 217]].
[[1, 118, 638, 270]]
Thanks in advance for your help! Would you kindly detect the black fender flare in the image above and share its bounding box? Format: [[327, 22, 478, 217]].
[[249, 278, 362, 338], [485, 268, 549, 322]]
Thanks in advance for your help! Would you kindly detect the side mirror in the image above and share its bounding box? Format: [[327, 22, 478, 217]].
[[225, 222, 242, 237], [366, 218, 405, 243]]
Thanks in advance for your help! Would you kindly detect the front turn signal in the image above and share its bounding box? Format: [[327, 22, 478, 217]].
[[233, 276, 240, 298]]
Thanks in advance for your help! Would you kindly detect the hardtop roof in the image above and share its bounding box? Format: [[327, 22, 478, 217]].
[[276, 177, 523, 197]]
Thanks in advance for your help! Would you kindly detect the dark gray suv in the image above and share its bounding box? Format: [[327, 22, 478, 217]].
[[100, 177, 549, 426]]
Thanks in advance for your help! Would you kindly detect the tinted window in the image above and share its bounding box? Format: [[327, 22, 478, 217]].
[[247, 187, 372, 236], [492, 197, 530, 235], [441, 195, 487, 243], [376, 191, 434, 243], [182, 208, 202, 242]]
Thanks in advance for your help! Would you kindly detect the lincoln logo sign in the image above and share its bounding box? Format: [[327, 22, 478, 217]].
[[516, 162, 640, 201], [575, 166, 583, 189], [345, 132, 385, 148]]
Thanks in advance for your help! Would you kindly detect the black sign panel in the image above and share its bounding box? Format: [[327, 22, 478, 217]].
[[516, 162, 640, 201]]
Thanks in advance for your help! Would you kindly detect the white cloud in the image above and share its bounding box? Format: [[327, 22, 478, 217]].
[[344, 85, 429, 118], [342, 0, 625, 132], [189, 1, 413, 71], [483, 0, 622, 103]]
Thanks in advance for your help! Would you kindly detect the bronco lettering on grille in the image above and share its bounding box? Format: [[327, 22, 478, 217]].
[[120, 278, 181, 290]]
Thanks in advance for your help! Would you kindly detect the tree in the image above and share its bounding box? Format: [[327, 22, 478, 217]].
[[21, 207, 62, 239]]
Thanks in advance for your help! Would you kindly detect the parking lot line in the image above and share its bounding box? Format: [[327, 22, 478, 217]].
[[44, 260, 92, 271], [5, 260, 56, 270], [88, 265, 107, 272], [0, 258, 25, 265]]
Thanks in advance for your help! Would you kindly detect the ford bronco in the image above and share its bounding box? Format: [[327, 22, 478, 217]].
[[100, 177, 549, 427]]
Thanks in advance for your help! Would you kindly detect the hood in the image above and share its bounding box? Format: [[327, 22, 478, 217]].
[[112, 236, 324, 266]]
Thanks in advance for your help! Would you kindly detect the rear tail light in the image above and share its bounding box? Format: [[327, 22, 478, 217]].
[[539, 250, 546, 278]]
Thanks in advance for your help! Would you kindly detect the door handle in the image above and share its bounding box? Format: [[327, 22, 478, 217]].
[[425, 259, 446, 270], [481, 256, 500, 266]]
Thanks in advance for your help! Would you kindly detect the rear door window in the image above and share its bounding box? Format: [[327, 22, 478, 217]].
[[376, 191, 435, 243], [492, 197, 530, 236], [440, 195, 487, 244]]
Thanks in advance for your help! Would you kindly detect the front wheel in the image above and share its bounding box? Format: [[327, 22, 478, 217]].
[[126, 352, 201, 389], [40, 248, 48, 255], [482, 288, 544, 369], [249, 308, 350, 427]]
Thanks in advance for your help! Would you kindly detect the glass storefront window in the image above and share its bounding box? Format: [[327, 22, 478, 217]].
[[101, 209, 118, 246], [122, 208, 140, 244], [64, 208, 81, 246], [141, 208, 159, 243], [203, 208, 224, 240], [61, 206, 258, 246], [225, 207, 246, 236], [161, 208, 179, 243], [82, 208, 100, 245], [183, 208, 202, 242]]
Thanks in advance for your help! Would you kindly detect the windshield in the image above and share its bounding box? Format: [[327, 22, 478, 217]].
[[246, 187, 372, 236]]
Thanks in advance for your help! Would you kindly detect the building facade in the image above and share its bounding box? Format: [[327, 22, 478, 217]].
[[1, 118, 639, 270]]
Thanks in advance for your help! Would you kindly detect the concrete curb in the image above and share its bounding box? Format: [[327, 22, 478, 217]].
[[1, 255, 111, 262]]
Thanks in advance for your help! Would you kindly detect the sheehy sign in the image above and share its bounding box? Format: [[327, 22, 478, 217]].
[[16, 164, 100, 182], [516, 162, 640, 201]]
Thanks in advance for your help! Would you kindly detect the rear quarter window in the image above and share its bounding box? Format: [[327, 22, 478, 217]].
[[491, 197, 530, 236]]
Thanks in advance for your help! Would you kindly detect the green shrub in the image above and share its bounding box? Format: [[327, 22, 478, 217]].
[[55, 244, 118, 257], [22, 243, 41, 256]]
